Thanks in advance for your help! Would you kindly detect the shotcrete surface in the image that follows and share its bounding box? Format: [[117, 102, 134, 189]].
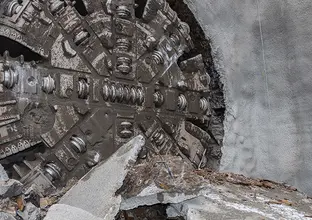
[[185, 0, 312, 195]]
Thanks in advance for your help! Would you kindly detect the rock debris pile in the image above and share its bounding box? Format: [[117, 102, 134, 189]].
[[2, 136, 312, 220], [0, 164, 41, 220]]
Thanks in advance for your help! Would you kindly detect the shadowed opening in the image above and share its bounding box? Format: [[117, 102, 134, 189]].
[[74, 0, 88, 16], [0, 36, 42, 61], [135, 0, 148, 18]]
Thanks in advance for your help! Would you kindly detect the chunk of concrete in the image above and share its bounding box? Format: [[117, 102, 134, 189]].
[[0, 164, 9, 181], [59, 135, 145, 219], [0, 179, 23, 198], [44, 204, 102, 220], [119, 155, 211, 210], [120, 183, 211, 211], [0, 212, 15, 220], [18, 202, 41, 220]]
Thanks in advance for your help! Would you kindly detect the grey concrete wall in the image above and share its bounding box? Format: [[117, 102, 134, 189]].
[[185, 0, 312, 195]]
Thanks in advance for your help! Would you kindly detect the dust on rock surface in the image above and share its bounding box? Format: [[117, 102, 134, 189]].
[[117, 155, 204, 198], [118, 154, 306, 198]]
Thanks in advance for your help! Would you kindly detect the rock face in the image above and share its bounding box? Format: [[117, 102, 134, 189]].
[[0, 179, 23, 198], [58, 135, 145, 219], [184, 0, 312, 195]]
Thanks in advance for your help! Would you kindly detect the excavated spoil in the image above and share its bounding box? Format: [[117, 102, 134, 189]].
[[115, 153, 312, 220]]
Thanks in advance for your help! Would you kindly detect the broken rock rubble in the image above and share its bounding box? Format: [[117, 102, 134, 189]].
[[0, 164, 9, 181], [0, 198, 17, 216], [46, 135, 312, 220], [0, 212, 16, 220], [117, 154, 312, 220], [0, 179, 23, 199], [0, 183, 41, 220], [17, 202, 41, 220], [0, 164, 42, 220], [3, 136, 312, 220], [55, 135, 146, 220]]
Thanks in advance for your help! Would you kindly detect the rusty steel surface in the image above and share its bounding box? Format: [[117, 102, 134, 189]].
[[0, 0, 215, 194]]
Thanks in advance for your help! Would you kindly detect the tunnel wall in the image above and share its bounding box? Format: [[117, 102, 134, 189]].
[[185, 0, 312, 195]]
